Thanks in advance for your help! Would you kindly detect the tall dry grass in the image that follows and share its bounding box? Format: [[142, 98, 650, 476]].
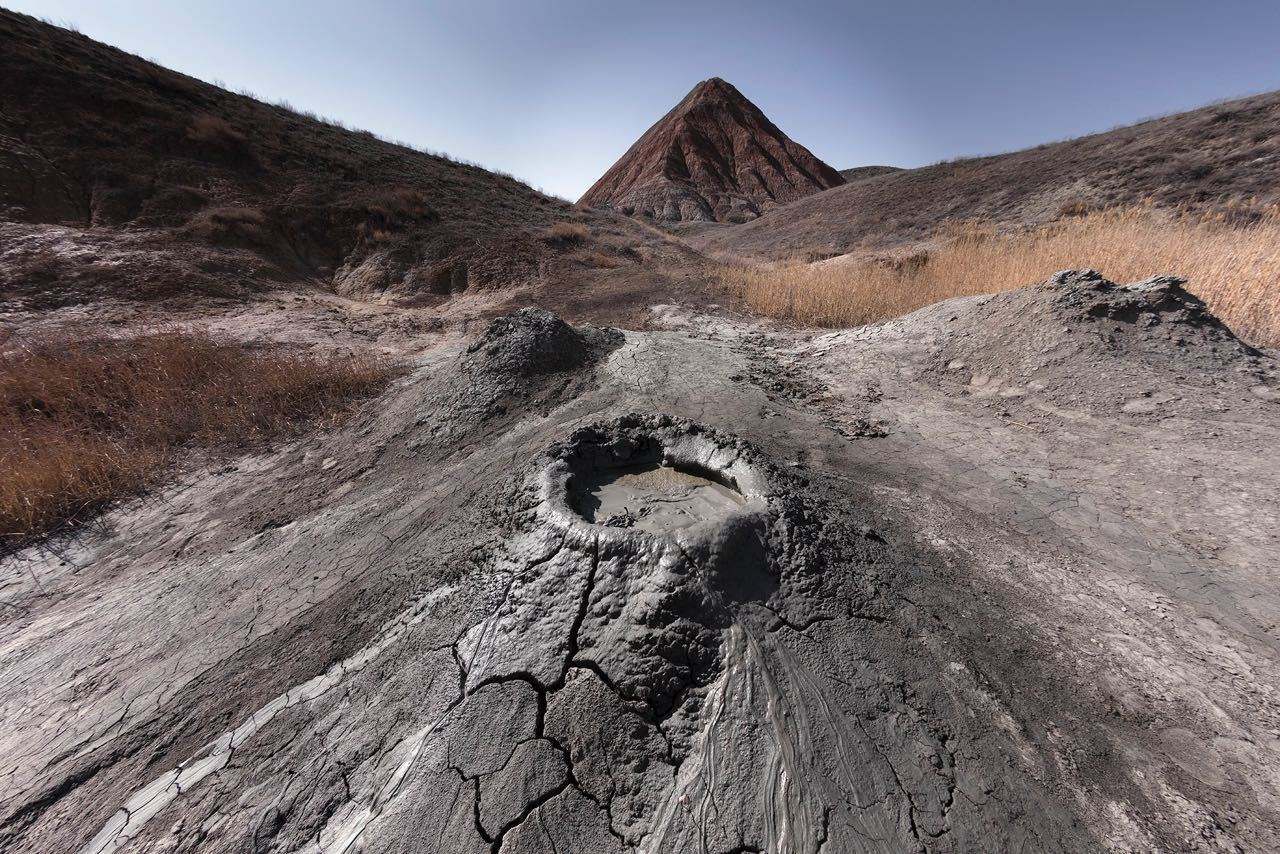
[[0, 329, 396, 550], [543, 220, 591, 245], [714, 206, 1280, 347]]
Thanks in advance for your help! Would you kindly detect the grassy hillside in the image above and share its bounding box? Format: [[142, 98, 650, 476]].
[[838, 165, 902, 182], [698, 91, 1280, 261], [0, 10, 568, 230], [0, 10, 693, 311]]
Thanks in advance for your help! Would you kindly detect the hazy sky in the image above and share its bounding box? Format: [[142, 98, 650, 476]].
[[10, 1, 1280, 199]]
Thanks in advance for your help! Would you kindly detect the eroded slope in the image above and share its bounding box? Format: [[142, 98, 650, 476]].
[[0, 11, 700, 316], [580, 78, 844, 223]]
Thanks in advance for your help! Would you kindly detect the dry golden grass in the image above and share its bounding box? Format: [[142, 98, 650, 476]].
[[714, 206, 1280, 347], [0, 329, 396, 550], [186, 112, 246, 146], [543, 221, 591, 245], [576, 249, 624, 269]]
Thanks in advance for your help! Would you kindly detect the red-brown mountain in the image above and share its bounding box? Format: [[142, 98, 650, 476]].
[[580, 78, 845, 223]]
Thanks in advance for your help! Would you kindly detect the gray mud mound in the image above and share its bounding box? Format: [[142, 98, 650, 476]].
[[443, 307, 623, 434], [929, 269, 1279, 414], [348, 414, 1095, 852], [466, 307, 610, 376], [3, 307, 1274, 853]]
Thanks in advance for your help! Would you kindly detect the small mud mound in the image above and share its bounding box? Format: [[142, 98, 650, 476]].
[[931, 269, 1278, 415], [465, 307, 613, 376], [432, 309, 624, 438], [1041, 269, 1255, 361]]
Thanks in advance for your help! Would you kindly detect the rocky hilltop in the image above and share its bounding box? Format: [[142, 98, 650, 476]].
[[580, 78, 844, 222]]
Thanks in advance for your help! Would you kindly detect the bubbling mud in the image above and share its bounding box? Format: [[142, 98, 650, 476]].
[[572, 461, 746, 532], [537, 414, 768, 543]]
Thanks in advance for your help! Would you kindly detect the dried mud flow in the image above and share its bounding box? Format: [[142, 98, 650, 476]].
[[3, 275, 1280, 853]]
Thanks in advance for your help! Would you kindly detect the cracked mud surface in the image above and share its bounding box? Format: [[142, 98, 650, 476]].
[[2, 284, 1278, 852]]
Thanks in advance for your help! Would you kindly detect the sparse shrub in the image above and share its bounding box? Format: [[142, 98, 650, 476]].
[[578, 250, 622, 269], [714, 206, 1280, 347], [1160, 154, 1214, 182], [359, 188, 436, 241], [185, 205, 268, 242], [801, 250, 840, 263], [542, 221, 590, 246], [138, 185, 211, 224], [209, 207, 265, 227], [186, 113, 246, 146], [1058, 200, 1092, 218], [598, 236, 642, 261], [0, 329, 397, 550]]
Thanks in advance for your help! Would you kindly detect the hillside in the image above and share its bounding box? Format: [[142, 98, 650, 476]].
[[579, 77, 844, 223], [838, 165, 902, 182], [695, 90, 1280, 260], [0, 10, 695, 316]]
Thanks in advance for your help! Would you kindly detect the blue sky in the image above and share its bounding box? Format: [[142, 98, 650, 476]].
[[9, 1, 1280, 199]]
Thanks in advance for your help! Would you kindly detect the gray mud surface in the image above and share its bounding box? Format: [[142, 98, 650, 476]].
[[2, 279, 1278, 853], [571, 460, 746, 532]]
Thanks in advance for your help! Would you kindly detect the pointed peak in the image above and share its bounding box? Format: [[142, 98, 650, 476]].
[[689, 77, 741, 100], [697, 76, 733, 90], [580, 77, 844, 222]]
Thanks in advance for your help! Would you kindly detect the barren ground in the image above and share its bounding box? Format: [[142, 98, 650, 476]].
[[1, 270, 1276, 853]]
